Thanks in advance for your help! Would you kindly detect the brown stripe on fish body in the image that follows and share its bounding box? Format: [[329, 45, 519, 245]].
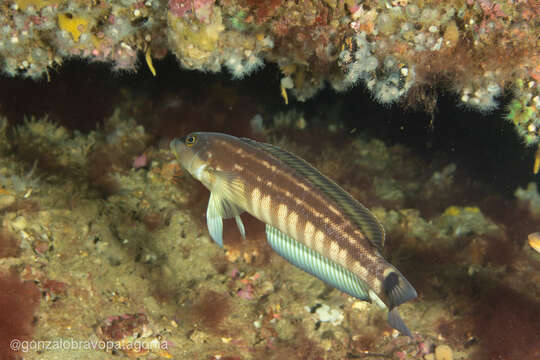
[[287, 210, 300, 240], [276, 204, 289, 233], [207, 139, 313, 226], [277, 172, 387, 293], [220, 136, 379, 259], [204, 134, 389, 296], [249, 187, 263, 219]]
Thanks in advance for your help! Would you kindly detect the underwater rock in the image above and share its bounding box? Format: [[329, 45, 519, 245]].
[[433, 206, 499, 239]]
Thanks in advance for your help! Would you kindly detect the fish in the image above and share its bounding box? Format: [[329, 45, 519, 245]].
[[528, 232, 540, 253], [170, 132, 417, 336]]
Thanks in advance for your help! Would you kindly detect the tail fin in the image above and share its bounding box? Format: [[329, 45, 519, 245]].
[[383, 271, 417, 309], [388, 308, 413, 338], [383, 271, 417, 337]]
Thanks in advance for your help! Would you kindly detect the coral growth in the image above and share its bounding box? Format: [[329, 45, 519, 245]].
[[0, 0, 537, 141]]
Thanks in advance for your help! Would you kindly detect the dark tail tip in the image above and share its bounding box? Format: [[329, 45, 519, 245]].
[[383, 271, 418, 309]]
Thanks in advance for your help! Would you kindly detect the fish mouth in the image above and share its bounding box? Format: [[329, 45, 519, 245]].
[[169, 138, 182, 155], [170, 136, 187, 151]]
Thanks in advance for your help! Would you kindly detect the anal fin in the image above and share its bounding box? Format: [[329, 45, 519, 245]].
[[265, 225, 375, 303]]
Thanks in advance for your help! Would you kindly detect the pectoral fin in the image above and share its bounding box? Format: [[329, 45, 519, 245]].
[[206, 192, 246, 247], [265, 225, 375, 303], [235, 216, 246, 239]]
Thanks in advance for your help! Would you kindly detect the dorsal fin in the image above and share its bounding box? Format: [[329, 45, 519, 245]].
[[242, 138, 385, 249]]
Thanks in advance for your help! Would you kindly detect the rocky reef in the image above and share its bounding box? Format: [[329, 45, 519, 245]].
[[0, 74, 539, 358], [0, 0, 538, 144]]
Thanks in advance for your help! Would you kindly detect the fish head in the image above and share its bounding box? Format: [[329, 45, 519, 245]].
[[170, 132, 214, 182]]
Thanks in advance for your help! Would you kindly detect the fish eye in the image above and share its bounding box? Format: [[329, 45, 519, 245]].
[[185, 135, 198, 147]]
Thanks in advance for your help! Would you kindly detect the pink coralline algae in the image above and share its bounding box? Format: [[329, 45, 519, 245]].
[[169, 0, 192, 18], [470, 0, 508, 18], [237, 283, 255, 300], [133, 153, 148, 169], [169, 0, 215, 22]]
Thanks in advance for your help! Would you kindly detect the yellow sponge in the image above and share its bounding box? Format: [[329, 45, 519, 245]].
[[58, 13, 89, 42], [15, 0, 53, 11]]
